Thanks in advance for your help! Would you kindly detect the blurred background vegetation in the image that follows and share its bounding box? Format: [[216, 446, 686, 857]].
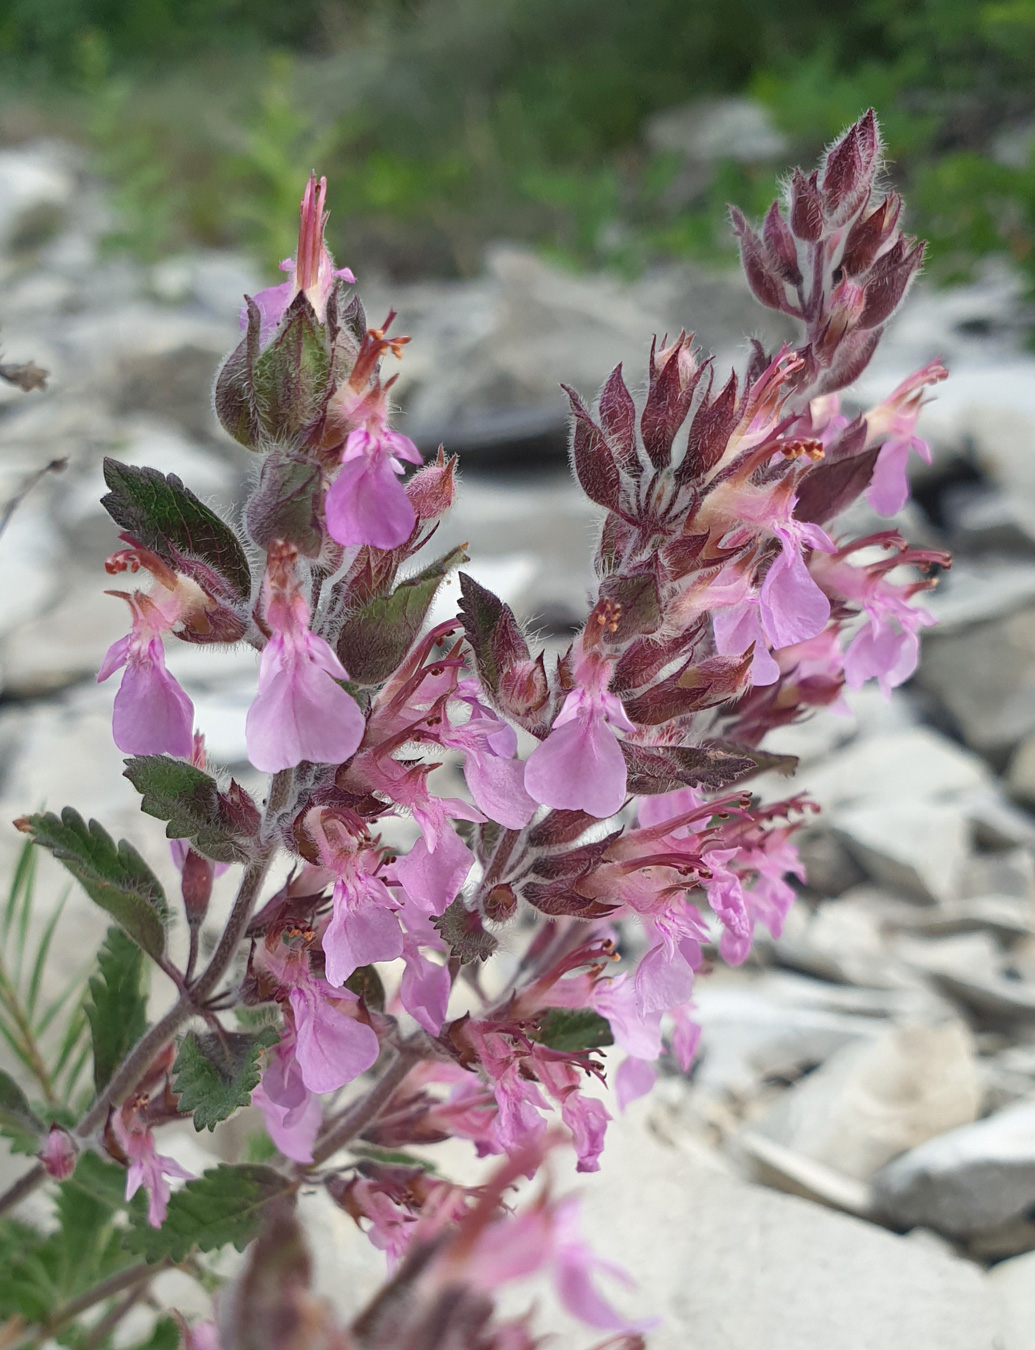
[[1, 0, 1034, 286]]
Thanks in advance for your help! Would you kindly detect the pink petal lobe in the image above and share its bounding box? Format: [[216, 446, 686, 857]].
[[289, 986, 380, 1094], [325, 452, 415, 550], [112, 647, 194, 758], [759, 545, 830, 649], [524, 714, 627, 818]]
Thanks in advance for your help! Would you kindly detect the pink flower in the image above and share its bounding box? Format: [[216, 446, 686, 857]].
[[759, 520, 835, 650], [524, 648, 634, 819], [444, 688, 537, 829], [112, 1111, 193, 1228], [245, 542, 365, 773], [399, 927, 452, 1034], [306, 814, 403, 988], [702, 849, 754, 965], [811, 541, 940, 698], [395, 824, 476, 918], [615, 1056, 658, 1109], [532, 1049, 611, 1173], [38, 1125, 77, 1180], [288, 978, 380, 1095], [247, 173, 355, 343], [325, 425, 424, 551], [462, 1194, 654, 1336], [713, 597, 781, 686], [259, 933, 381, 1095], [98, 592, 194, 758], [864, 360, 947, 516], [253, 1031, 323, 1164]]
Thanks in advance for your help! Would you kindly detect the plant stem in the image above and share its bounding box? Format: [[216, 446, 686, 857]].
[[190, 855, 273, 1004], [46, 1259, 168, 1334], [0, 1163, 44, 1219], [309, 1048, 420, 1167], [82, 1271, 155, 1349], [74, 1000, 187, 1140]]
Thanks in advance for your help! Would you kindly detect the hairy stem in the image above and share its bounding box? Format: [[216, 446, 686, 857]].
[[190, 855, 273, 1004], [82, 1272, 155, 1349], [0, 1163, 44, 1220], [74, 1000, 188, 1140], [45, 1259, 168, 1334], [309, 1047, 421, 1168]]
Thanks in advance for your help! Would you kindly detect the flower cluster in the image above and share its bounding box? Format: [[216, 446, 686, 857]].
[[11, 115, 949, 1347]]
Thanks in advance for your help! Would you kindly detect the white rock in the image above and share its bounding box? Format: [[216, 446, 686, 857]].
[[644, 96, 789, 163], [834, 800, 971, 905], [989, 1247, 1035, 1349], [749, 1020, 982, 1180], [918, 605, 1035, 755], [921, 558, 1035, 632], [872, 1095, 1035, 1237], [523, 1105, 998, 1349], [689, 971, 936, 1098], [0, 578, 125, 695], [1008, 733, 1035, 806], [898, 931, 1035, 1023], [0, 142, 74, 254], [0, 503, 63, 641], [793, 728, 990, 813]]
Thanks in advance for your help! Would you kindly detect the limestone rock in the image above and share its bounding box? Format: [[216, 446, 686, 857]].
[[872, 1095, 1035, 1239], [749, 1021, 982, 1180], [0, 142, 74, 254], [644, 96, 789, 163], [529, 1106, 998, 1350], [834, 800, 971, 905], [917, 604, 1035, 756]]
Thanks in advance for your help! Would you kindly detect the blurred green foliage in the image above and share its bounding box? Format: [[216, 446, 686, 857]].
[[0, 0, 1033, 285]]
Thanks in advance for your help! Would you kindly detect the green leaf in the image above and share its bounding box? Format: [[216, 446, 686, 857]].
[[86, 927, 149, 1093], [22, 809, 169, 961], [344, 963, 386, 1011], [457, 571, 530, 700], [337, 544, 469, 685], [349, 1144, 439, 1172], [173, 1028, 278, 1132], [0, 1069, 45, 1151], [533, 1008, 614, 1053], [128, 1164, 297, 1263], [123, 756, 260, 864], [101, 458, 252, 604]]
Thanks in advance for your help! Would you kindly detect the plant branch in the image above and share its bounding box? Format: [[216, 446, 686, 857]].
[[190, 854, 274, 1003], [309, 1047, 421, 1168], [83, 1270, 156, 1348], [0, 1163, 44, 1219], [45, 1259, 168, 1334]]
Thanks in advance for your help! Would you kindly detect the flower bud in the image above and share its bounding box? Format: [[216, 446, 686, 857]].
[[39, 1124, 77, 1180], [730, 207, 787, 314], [842, 193, 902, 277], [181, 847, 214, 928], [858, 238, 925, 329], [245, 449, 324, 557], [484, 883, 518, 924], [789, 168, 823, 242], [406, 447, 458, 522], [762, 201, 802, 286]]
